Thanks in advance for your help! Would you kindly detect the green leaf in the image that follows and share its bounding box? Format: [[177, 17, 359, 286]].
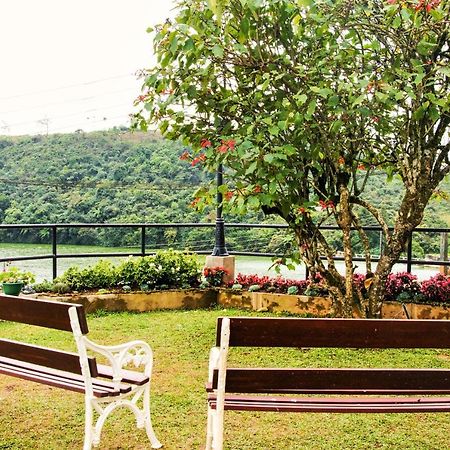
[[212, 44, 224, 58], [438, 67, 450, 77], [417, 40, 436, 56], [245, 161, 258, 175], [352, 94, 365, 107], [269, 126, 280, 136], [295, 94, 308, 105], [306, 99, 316, 116], [247, 196, 260, 209]]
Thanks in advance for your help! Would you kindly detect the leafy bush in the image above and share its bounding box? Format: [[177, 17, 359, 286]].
[[56, 260, 117, 291], [420, 274, 450, 304], [0, 266, 35, 285], [32, 280, 55, 293], [53, 250, 201, 292]]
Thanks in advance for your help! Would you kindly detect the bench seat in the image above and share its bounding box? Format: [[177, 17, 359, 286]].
[[208, 394, 450, 413], [0, 356, 132, 397]]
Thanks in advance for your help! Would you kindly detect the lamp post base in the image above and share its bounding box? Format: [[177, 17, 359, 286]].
[[205, 255, 235, 284]]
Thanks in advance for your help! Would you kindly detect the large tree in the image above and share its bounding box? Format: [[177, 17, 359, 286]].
[[135, 0, 450, 317]]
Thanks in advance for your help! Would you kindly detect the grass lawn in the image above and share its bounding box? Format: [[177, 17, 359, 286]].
[[0, 308, 449, 449]]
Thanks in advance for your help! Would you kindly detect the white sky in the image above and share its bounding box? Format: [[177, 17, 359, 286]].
[[0, 0, 175, 136]]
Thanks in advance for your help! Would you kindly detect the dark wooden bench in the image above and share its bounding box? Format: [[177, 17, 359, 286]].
[[205, 317, 450, 449], [0, 293, 162, 450]]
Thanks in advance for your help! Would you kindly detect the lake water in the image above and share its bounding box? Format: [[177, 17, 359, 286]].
[[0, 242, 444, 282]]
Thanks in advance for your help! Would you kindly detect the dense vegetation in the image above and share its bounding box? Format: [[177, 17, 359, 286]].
[[0, 129, 448, 257]]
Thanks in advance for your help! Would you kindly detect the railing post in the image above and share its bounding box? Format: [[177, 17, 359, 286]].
[[51, 225, 58, 280], [141, 225, 146, 257], [406, 233, 413, 273], [440, 232, 448, 275]]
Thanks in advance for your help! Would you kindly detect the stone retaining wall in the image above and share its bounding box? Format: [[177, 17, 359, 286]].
[[32, 289, 450, 319]]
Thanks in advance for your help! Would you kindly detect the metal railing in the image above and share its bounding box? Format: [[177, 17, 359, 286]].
[[0, 222, 448, 279]]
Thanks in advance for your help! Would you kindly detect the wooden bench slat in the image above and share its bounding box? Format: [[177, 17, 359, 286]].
[[0, 356, 132, 392], [97, 364, 149, 386], [0, 359, 131, 398], [210, 394, 450, 405], [0, 294, 88, 334], [208, 395, 450, 413], [217, 317, 450, 349], [213, 368, 450, 394], [0, 339, 98, 376]]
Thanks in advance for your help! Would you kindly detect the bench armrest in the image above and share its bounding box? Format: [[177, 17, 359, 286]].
[[83, 338, 154, 384], [208, 346, 220, 384]]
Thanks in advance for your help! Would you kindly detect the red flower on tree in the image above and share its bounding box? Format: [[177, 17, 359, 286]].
[[191, 153, 206, 166], [253, 185, 263, 193], [179, 150, 190, 160], [225, 191, 234, 201], [217, 139, 236, 154], [318, 199, 335, 210], [200, 139, 212, 148]]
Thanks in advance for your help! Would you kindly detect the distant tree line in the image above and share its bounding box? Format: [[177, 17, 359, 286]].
[[0, 129, 448, 257]]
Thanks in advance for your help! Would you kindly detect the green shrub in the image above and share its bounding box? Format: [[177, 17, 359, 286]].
[[32, 280, 54, 293], [56, 250, 201, 292], [56, 259, 117, 291], [52, 282, 71, 294]]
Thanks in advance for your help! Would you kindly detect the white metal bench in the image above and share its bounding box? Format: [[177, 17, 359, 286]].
[[0, 294, 162, 449]]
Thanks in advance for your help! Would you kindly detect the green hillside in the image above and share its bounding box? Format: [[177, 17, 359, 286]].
[[0, 130, 271, 252], [0, 129, 448, 256]]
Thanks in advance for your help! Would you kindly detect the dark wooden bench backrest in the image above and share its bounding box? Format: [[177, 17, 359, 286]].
[[0, 294, 88, 333], [212, 317, 450, 395], [216, 317, 450, 349], [0, 294, 96, 375]]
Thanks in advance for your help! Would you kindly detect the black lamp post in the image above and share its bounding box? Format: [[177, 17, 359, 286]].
[[211, 163, 229, 256]]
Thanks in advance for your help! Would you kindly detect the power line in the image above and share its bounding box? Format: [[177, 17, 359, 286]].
[[50, 114, 132, 133], [0, 177, 201, 192], [0, 74, 135, 101], [0, 88, 138, 116], [5, 103, 137, 129]]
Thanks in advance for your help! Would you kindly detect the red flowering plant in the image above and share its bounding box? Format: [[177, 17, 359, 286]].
[[203, 266, 229, 287], [384, 272, 422, 302], [420, 274, 450, 304], [233, 273, 309, 294]]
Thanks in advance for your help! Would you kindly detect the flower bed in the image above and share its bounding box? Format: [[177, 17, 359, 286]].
[[26, 254, 449, 317]]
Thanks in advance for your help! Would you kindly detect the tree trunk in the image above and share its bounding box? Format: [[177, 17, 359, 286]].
[[368, 185, 434, 316]]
